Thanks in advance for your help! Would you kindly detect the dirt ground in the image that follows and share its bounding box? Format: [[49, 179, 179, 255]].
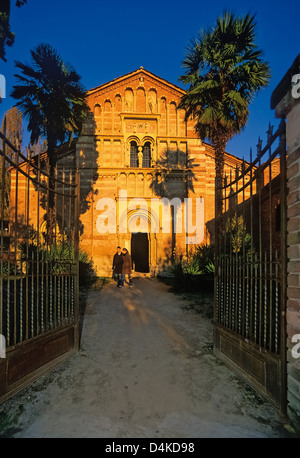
[[0, 276, 298, 438]]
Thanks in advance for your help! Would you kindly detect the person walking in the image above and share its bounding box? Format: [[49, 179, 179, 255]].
[[121, 248, 133, 287], [112, 246, 124, 288]]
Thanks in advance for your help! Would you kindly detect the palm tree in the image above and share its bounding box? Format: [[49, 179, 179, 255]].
[[11, 43, 88, 239], [178, 11, 271, 218]]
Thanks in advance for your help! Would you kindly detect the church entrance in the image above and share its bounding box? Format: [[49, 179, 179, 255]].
[[131, 233, 149, 273]]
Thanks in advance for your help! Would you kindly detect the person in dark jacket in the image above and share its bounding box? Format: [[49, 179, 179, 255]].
[[121, 248, 133, 287], [112, 246, 124, 287]]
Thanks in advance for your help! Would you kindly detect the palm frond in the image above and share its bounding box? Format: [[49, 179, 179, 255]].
[[179, 9, 270, 157], [11, 42, 88, 159], [14, 60, 41, 80]]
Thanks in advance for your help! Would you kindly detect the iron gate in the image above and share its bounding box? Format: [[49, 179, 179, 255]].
[[214, 119, 287, 412], [0, 118, 80, 402]]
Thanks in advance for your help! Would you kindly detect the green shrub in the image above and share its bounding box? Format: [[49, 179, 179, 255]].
[[194, 243, 215, 274], [17, 240, 96, 284], [170, 261, 185, 288], [184, 258, 202, 275], [169, 243, 215, 292]]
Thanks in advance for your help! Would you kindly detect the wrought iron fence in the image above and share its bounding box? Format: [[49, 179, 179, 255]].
[[0, 118, 80, 350], [215, 119, 287, 355]]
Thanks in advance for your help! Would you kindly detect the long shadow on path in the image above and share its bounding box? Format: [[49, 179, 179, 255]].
[[0, 277, 297, 438]]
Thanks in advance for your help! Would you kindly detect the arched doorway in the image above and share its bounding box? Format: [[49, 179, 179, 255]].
[[131, 232, 149, 273]]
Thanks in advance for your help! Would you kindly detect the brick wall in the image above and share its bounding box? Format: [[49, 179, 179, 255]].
[[286, 142, 300, 432], [272, 54, 300, 433], [75, 68, 247, 276]]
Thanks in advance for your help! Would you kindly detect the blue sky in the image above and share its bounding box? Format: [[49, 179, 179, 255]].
[[0, 0, 299, 161]]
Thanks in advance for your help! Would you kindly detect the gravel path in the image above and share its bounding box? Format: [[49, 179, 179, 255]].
[[0, 277, 297, 438]]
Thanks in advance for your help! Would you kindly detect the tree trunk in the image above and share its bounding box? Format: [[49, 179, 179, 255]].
[[46, 136, 57, 245], [213, 135, 227, 271], [214, 136, 227, 220]]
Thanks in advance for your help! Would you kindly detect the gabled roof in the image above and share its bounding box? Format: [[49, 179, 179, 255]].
[[87, 67, 186, 96]]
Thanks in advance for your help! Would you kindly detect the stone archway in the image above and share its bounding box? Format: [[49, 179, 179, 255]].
[[119, 207, 158, 274], [127, 210, 151, 273]]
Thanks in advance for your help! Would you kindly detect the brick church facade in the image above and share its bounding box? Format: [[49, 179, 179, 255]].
[[9, 67, 247, 277], [73, 67, 246, 277]]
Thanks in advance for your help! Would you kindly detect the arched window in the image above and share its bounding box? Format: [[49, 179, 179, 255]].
[[115, 94, 122, 112], [130, 141, 138, 167], [142, 142, 151, 167], [94, 104, 101, 116], [125, 88, 134, 111], [148, 89, 157, 113], [136, 87, 146, 112]]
